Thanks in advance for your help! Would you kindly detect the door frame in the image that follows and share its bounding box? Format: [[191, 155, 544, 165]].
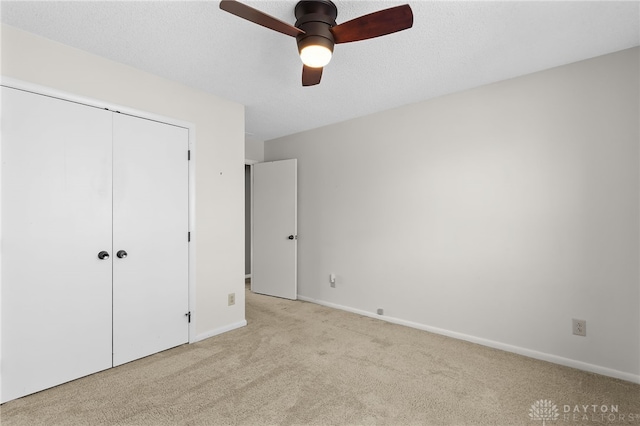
[[0, 77, 197, 344]]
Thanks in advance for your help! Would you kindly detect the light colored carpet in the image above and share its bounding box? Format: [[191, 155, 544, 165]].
[[1, 284, 639, 425]]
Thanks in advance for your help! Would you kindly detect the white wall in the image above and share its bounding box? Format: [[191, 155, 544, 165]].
[[265, 48, 640, 382], [1, 24, 246, 339]]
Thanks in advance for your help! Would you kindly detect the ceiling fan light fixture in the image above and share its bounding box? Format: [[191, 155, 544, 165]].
[[220, 0, 414, 86]]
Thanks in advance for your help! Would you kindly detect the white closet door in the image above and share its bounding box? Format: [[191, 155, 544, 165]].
[[1, 87, 113, 403], [112, 114, 189, 366]]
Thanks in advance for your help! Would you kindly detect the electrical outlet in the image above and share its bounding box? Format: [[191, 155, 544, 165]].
[[572, 319, 586, 336], [330, 273, 336, 288], [228, 293, 235, 306]]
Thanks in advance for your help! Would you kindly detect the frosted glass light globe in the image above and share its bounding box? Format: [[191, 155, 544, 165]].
[[300, 45, 332, 68]]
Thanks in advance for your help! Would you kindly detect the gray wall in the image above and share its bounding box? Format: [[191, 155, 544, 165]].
[[245, 135, 264, 163], [265, 47, 639, 381]]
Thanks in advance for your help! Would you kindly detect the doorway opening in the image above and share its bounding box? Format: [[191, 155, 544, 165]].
[[245, 163, 252, 282]]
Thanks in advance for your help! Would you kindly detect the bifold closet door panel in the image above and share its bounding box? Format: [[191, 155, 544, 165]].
[[1, 87, 114, 403], [112, 114, 189, 367]]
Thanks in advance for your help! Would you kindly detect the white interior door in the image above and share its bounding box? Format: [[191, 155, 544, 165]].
[[1, 87, 113, 403], [112, 113, 189, 366], [252, 159, 297, 300]]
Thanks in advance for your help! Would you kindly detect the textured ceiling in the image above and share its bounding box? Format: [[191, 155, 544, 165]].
[[1, 1, 639, 141]]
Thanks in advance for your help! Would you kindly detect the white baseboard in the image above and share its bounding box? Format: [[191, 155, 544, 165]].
[[297, 295, 640, 384], [193, 320, 247, 343]]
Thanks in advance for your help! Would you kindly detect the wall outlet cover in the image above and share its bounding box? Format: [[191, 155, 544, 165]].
[[572, 318, 586, 336], [228, 293, 235, 306]]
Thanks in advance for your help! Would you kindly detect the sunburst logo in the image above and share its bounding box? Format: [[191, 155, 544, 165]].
[[529, 399, 560, 425]]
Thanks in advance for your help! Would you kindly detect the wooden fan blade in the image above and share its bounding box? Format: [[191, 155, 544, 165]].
[[220, 0, 305, 37], [331, 4, 413, 44], [302, 65, 323, 86]]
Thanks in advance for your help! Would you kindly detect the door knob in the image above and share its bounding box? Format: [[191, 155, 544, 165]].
[[98, 251, 110, 260], [117, 250, 128, 259]]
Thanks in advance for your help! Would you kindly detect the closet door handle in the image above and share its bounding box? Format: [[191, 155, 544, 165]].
[[98, 251, 110, 260], [117, 250, 128, 259]]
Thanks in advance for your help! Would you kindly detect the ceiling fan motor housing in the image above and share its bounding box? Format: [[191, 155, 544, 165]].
[[294, 0, 338, 56]]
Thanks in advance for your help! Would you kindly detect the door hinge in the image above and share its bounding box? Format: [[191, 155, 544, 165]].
[[188, 232, 191, 242], [185, 311, 191, 323], [188, 150, 191, 161]]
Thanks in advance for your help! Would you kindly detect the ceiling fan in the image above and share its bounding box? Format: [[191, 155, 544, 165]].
[[220, 0, 413, 86]]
